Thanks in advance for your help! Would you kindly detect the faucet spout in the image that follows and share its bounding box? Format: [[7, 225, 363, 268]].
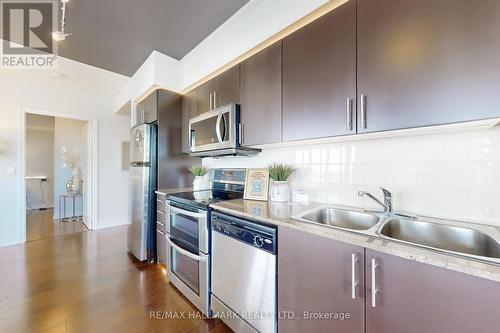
[[358, 187, 393, 213]]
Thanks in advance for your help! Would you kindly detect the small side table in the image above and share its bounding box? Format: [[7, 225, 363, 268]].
[[59, 194, 83, 222]]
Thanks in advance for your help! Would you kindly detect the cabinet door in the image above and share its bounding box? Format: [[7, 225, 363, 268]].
[[278, 227, 364, 333], [181, 90, 197, 153], [213, 64, 240, 108], [195, 79, 215, 114], [282, 0, 356, 141], [240, 41, 282, 145], [357, 0, 500, 133], [156, 230, 165, 265], [366, 250, 500, 333]]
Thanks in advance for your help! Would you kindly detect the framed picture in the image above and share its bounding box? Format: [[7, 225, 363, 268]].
[[244, 168, 270, 201]]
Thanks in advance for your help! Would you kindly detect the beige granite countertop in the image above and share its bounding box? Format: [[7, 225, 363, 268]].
[[156, 188, 192, 196], [210, 199, 500, 283]]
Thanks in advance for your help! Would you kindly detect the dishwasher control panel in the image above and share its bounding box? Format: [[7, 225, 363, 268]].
[[211, 212, 277, 254]]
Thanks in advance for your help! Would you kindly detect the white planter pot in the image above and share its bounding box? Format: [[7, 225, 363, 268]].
[[193, 175, 210, 191], [270, 181, 290, 203]]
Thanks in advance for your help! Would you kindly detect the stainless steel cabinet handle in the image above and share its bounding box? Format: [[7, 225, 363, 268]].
[[213, 91, 217, 109], [209, 93, 213, 111], [351, 253, 359, 299], [360, 94, 367, 129], [239, 123, 243, 144], [371, 258, 378, 307], [157, 230, 164, 235], [346, 97, 353, 131]]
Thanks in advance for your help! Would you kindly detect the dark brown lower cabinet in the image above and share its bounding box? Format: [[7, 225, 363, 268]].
[[366, 249, 500, 333], [278, 227, 365, 333]]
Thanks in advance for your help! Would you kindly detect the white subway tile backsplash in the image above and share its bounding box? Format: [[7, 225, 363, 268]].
[[467, 130, 500, 161], [365, 163, 394, 187], [427, 191, 469, 221], [467, 162, 500, 193], [341, 164, 365, 185], [394, 163, 428, 189], [393, 136, 431, 162], [341, 142, 365, 164], [203, 127, 500, 226], [468, 192, 500, 225], [365, 139, 394, 163], [393, 188, 428, 216], [427, 162, 468, 191], [427, 132, 468, 162]]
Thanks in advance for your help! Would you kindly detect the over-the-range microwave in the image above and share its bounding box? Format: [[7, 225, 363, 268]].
[[189, 103, 260, 157]]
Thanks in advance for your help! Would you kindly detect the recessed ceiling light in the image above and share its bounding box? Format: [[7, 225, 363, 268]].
[[50, 71, 67, 79]]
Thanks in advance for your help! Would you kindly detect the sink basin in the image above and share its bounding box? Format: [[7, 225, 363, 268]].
[[297, 208, 380, 231], [380, 219, 500, 259]]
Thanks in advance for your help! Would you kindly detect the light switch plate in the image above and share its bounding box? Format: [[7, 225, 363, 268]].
[[6, 166, 16, 176]]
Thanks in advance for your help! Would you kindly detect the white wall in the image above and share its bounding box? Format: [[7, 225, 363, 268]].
[[53, 117, 87, 219], [0, 56, 130, 246], [26, 114, 55, 209], [203, 127, 500, 227]]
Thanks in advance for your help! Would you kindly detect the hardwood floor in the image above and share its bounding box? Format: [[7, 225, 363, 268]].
[[26, 209, 88, 242], [0, 225, 232, 333]]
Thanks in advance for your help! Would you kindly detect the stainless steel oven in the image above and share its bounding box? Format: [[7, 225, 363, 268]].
[[165, 201, 210, 316], [166, 202, 209, 253], [188, 103, 260, 157], [166, 236, 209, 315]]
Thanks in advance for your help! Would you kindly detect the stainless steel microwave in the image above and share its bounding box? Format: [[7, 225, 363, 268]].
[[188, 103, 260, 157]]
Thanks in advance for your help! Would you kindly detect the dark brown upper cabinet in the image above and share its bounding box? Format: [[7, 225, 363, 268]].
[[135, 90, 158, 125], [213, 64, 240, 108], [240, 41, 283, 146], [357, 0, 500, 133], [282, 0, 356, 142], [181, 90, 197, 153], [195, 79, 214, 114], [195, 64, 240, 114]]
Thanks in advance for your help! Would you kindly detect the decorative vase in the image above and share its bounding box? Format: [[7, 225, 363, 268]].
[[270, 181, 290, 203], [193, 175, 209, 191], [66, 166, 82, 195]]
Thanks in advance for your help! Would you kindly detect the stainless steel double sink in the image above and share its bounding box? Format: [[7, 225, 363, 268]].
[[295, 207, 500, 262]]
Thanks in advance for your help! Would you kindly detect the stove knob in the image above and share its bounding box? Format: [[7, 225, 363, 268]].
[[253, 235, 264, 247]]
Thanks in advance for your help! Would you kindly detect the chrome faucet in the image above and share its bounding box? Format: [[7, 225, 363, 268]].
[[358, 187, 392, 214]]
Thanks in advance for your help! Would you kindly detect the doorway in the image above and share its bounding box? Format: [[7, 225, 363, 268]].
[[21, 109, 97, 242]]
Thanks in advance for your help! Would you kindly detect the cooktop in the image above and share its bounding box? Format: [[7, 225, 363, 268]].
[[167, 189, 243, 209]]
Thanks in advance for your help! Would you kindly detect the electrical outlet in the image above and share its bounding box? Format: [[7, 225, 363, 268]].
[[6, 166, 16, 176]]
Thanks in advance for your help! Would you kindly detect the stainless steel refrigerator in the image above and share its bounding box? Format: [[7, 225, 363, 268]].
[[127, 123, 157, 261]]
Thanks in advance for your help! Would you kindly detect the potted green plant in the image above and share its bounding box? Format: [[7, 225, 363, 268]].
[[268, 162, 296, 202], [188, 165, 210, 191]]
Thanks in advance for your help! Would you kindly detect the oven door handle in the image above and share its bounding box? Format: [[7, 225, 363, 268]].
[[169, 206, 205, 219], [166, 237, 207, 262]]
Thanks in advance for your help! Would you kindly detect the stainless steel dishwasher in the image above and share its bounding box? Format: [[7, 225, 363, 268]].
[[211, 212, 277, 333]]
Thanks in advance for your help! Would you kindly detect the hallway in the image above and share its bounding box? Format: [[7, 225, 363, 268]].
[[0, 225, 231, 333], [26, 209, 87, 242]]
